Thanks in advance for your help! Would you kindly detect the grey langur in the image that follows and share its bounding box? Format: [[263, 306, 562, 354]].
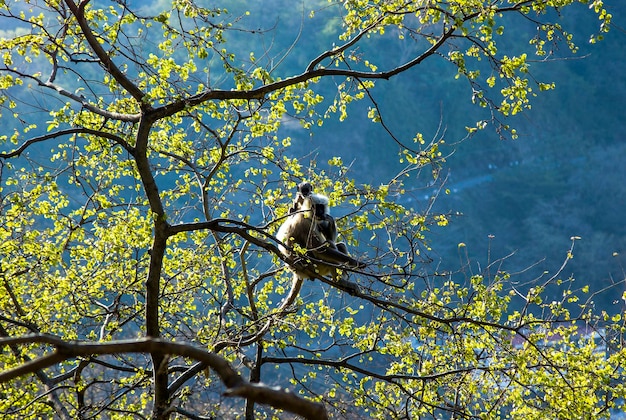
[[277, 182, 364, 280]]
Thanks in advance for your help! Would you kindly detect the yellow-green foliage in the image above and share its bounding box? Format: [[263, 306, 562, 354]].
[[0, 0, 620, 418]]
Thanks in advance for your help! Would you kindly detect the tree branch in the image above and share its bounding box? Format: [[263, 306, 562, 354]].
[[264, 355, 495, 383], [1, 66, 142, 122], [0, 335, 328, 420], [0, 128, 133, 158], [149, 26, 456, 121], [167, 218, 523, 331], [63, 0, 146, 105]]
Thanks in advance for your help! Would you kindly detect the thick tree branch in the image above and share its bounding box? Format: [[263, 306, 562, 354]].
[[168, 219, 527, 337], [150, 25, 456, 120], [0, 351, 66, 383], [167, 219, 497, 329], [131, 114, 170, 416], [0, 335, 328, 420], [0, 324, 71, 419]]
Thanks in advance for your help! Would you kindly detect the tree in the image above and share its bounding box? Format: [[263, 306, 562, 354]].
[[0, 0, 622, 418]]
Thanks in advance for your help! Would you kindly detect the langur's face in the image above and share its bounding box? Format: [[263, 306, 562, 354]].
[[297, 182, 312, 197]]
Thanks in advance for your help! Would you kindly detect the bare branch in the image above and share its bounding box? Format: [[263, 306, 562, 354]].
[[264, 354, 496, 383]]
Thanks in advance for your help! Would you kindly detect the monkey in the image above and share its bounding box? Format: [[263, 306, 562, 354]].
[[273, 182, 365, 308], [303, 186, 357, 257], [277, 182, 364, 280], [288, 182, 339, 245], [310, 191, 339, 244]]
